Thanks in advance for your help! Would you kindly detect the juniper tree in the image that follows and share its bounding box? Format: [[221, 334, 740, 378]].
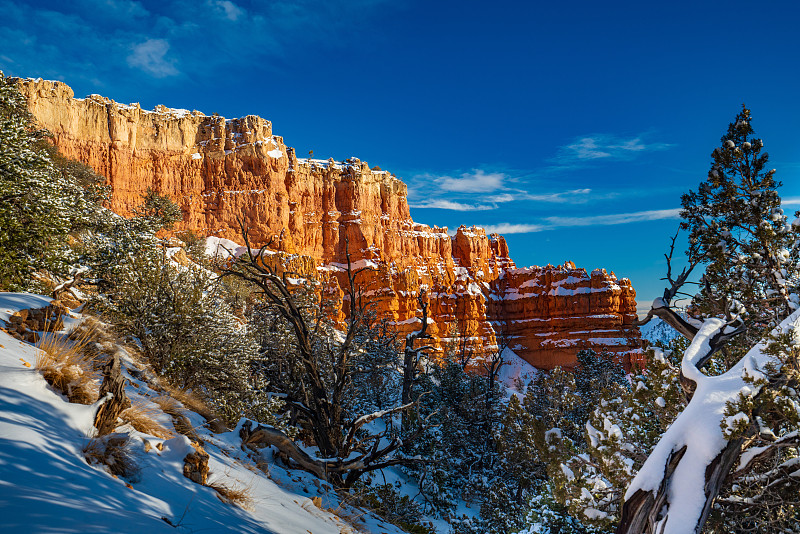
[[223, 224, 430, 489], [679, 105, 800, 353], [619, 107, 800, 534], [132, 187, 183, 233], [0, 73, 103, 290], [541, 351, 682, 530]]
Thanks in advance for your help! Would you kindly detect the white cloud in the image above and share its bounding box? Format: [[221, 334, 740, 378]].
[[99, 0, 148, 18], [544, 208, 682, 227], [433, 169, 506, 193], [126, 39, 179, 78], [409, 199, 496, 211], [481, 223, 547, 234], [477, 208, 681, 235], [416, 166, 596, 205], [209, 0, 244, 21], [488, 188, 594, 204], [556, 134, 672, 163]]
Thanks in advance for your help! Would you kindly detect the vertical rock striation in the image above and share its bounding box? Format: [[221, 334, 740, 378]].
[[16, 77, 640, 369]]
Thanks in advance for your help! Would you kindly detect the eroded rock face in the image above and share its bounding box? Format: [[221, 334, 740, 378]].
[[16, 77, 640, 369], [490, 263, 639, 368]]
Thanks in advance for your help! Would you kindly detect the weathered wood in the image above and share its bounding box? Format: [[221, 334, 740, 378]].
[[240, 419, 428, 488], [616, 445, 687, 534], [696, 437, 744, 532], [94, 353, 131, 435], [240, 421, 329, 480]]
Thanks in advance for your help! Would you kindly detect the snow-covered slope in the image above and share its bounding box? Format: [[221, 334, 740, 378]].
[[0, 293, 405, 534], [638, 316, 681, 346]]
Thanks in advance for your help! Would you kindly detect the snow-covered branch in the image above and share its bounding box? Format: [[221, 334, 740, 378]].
[[617, 309, 800, 534]]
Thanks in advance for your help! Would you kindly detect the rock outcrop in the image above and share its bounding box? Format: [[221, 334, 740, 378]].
[[16, 77, 640, 369]]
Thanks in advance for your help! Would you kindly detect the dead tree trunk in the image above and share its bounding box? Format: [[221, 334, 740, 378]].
[[617, 307, 799, 534], [94, 353, 131, 436], [617, 234, 758, 534]]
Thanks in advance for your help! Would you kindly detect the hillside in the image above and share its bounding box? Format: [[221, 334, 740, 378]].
[[0, 293, 413, 534]]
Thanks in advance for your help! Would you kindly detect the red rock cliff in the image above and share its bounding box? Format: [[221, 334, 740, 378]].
[[16, 77, 640, 369]]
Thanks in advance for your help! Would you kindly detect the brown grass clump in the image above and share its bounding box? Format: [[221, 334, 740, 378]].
[[209, 480, 254, 510], [153, 396, 201, 441], [83, 434, 140, 481], [35, 323, 101, 404], [120, 398, 175, 439], [159, 383, 228, 433], [67, 316, 119, 370]]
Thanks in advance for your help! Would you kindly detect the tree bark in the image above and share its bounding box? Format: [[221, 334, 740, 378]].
[[94, 353, 131, 435]]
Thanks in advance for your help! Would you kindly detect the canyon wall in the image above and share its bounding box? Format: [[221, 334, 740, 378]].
[[16, 77, 640, 369]]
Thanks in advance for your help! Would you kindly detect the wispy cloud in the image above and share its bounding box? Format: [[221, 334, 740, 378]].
[[481, 223, 547, 234], [428, 169, 506, 193], [479, 208, 681, 235], [96, 0, 149, 19], [208, 0, 244, 21], [409, 184, 598, 211], [409, 199, 497, 211], [555, 134, 673, 164], [0, 0, 396, 86], [410, 165, 601, 210], [127, 39, 179, 78], [410, 133, 670, 213], [544, 208, 682, 227], [489, 188, 595, 204]]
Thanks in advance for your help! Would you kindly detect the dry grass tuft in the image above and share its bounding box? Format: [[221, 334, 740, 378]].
[[83, 434, 140, 481], [67, 316, 120, 370], [153, 396, 201, 441], [120, 397, 175, 439], [159, 383, 228, 433], [35, 322, 101, 404], [209, 480, 254, 510]]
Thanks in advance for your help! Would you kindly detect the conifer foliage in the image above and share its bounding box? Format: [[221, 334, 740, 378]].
[[0, 73, 103, 290], [618, 107, 800, 534], [681, 105, 800, 348]]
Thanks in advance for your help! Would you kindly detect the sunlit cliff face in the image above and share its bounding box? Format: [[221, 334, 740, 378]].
[[16, 77, 640, 369]]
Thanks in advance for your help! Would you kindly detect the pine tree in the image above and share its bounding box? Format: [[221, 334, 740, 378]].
[[0, 73, 103, 290], [619, 106, 800, 534], [681, 104, 800, 354]]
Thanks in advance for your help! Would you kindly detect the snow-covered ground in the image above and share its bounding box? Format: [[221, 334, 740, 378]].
[[498, 346, 541, 394], [0, 293, 407, 534], [638, 316, 681, 346]]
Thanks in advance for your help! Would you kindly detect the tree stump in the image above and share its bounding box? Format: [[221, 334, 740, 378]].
[[94, 353, 130, 435]]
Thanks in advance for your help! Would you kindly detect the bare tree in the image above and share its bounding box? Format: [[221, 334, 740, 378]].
[[401, 291, 435, 430], [222, 220, 428, 488]]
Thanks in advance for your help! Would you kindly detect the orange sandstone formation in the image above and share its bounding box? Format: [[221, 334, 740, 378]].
[[16, 77, 640, 369]]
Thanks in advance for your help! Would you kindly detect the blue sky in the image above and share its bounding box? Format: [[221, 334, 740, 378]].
[[3, 0, 800, 311]]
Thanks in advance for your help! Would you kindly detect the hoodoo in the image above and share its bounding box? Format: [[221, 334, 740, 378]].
[[15, 77, 640, 369]]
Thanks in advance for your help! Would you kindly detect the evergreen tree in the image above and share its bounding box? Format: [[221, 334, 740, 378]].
[[681, 104, 800, 354], [0, 73, 103, 290], [132, 187, 183, 232], [618, 107, 800, 534], [86, 192, 275, 425], [404, 359, 507, 523]]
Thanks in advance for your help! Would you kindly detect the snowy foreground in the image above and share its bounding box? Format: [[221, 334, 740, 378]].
[[0, 293, 411, 534]]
